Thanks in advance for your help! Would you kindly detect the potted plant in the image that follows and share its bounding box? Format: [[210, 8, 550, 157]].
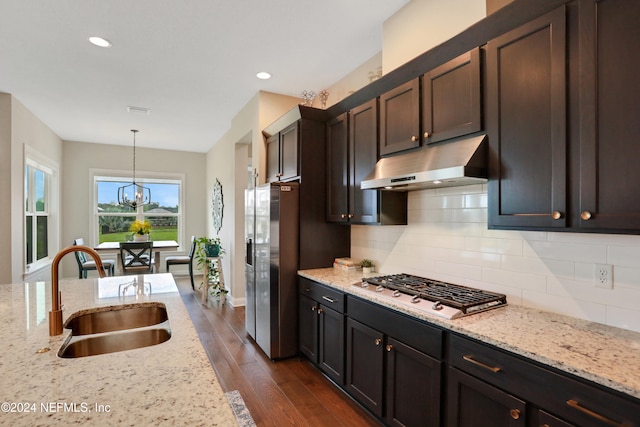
[[195, 237, 228, 300], [129, 219, 151, 241], [361, 259, 375, 274]]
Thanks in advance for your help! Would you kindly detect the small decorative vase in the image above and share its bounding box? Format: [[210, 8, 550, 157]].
[[205, 243, 220, 257], [133, 234, 149, 242], [363, 267, 374, 274]]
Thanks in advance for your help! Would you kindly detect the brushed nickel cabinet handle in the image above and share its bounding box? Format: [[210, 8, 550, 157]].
[[581, 211, 593, 220], [411, 135, 418, 142], [424, 132, 430, 139], [509, 409, 520, 420], [385, 344, 393, 352], [566, 400, 624, 427], [552, 211, 563, 220], [375, 338, 382, 346], [322, 296, 335, 303], [462, 355, 502, 373]]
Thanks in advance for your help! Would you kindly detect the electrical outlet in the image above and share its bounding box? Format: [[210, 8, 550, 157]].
[[594, 264, 613, 289]]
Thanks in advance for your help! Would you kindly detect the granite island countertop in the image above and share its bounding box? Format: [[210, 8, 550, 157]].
[[0, 273, 236, 426], [299, 268, 640, 401]]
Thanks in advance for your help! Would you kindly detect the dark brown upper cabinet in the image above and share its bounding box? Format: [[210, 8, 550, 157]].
[[326, 113, 349, 223], [576, 0, 640, 231], [487, 6, 567, 229], [266, 122, 298, 182], [326, 101, 406, 225], [422, 47, 482, 144], [379, 79, 420, 156]]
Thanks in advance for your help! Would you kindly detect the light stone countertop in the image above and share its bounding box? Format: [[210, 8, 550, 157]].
[[299, 268, 640, 400], [0, 273, 236, 426]]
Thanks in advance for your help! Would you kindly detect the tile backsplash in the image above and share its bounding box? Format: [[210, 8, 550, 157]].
[[350, 184, 640, 333]]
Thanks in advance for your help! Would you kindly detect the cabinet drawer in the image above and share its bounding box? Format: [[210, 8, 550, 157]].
[[347, 296, 443, 359], [298, 277, 345, 313], [449, 334, 640, 427]]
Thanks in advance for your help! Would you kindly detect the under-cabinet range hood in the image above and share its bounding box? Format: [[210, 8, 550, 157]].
[[361, 134, 487, 191]]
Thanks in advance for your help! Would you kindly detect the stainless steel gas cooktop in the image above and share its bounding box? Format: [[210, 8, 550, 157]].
[[354, 273, 507, 320]]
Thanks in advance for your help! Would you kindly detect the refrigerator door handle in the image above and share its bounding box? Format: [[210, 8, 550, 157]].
[[246, 238, 253, 266]]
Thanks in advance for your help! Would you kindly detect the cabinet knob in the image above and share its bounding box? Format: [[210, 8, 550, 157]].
[[340, 214, 347, 219], [317, 308, 324, 315], [424, 132, 430, 139], [311, 306, 317, 312], [411, 135, 418, 142], [276, 173, 283, 177], [375, 338, 382, 346], [551, 211, 563, 220], [348, 213, 354, 218], [581, 211, 593, 221], [509, 409, 520, 420], [385, 344, 393, 352]]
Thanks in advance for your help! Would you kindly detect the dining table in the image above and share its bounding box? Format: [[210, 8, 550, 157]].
[[94, 240, 179, 274]]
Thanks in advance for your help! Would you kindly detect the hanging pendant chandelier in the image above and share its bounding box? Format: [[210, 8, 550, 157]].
[[118, 129, 151, 209]]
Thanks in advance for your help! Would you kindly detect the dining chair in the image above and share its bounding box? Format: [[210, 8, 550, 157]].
[[119, 241, 155, 275], [73, 238, 115, 278], [166, 236, 196, 290]]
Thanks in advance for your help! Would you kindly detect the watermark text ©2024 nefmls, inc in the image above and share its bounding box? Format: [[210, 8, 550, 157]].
[[1, 401, 111, 413]]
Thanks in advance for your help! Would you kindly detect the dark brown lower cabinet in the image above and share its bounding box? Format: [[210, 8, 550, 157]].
[[298, 278, 345, 385], [345, 318, 384, 417], [386, 337, 442, 427], [346, 312, 442, 427], [448, 334, 640, 427], [447, 367, 526, 427], [299, 277, 639, 427]]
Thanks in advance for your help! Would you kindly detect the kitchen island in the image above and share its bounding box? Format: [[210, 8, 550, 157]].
[[0, 273, 236, 426], [299, 268, 640, 401]]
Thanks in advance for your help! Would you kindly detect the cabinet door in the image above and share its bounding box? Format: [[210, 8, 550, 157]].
[[385, 337, 442, 427], [487, 7, 567, 229], [422, 47, 482, 144], [266, 134, 280, 183], [349, 99, 380, 224], [299, 294, 318, 362], [379, 78, 420, 156], [346, 318, 384, 417], [577, 0, 640, 230], [280, 122, 299, 181], [326, 113, 349, 223], [447, 367, 526, 427], [318, 305, 345, 385]]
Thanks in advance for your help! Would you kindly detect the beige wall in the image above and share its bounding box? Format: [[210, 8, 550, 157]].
[[205, 91, 300, 306], [382, 0, 486, 72], [486, 0, 514, 15], [0, 94, 64, 284], [61, 140, 207, 279], [0, 94, 12, 284]]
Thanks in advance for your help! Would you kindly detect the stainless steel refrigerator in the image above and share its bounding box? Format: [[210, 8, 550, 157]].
[[245, 182, 299, 359]]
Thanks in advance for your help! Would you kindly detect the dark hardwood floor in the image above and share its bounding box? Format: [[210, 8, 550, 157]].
[[174, 276, 380, 427]]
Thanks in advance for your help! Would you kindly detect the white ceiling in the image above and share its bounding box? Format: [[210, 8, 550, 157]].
[[0, 0, 408, 152]]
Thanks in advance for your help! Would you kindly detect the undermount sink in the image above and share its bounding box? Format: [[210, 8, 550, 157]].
[[58, 302, 171, 358], [64, 303, 169, 336], [58, 327, 171, 358]]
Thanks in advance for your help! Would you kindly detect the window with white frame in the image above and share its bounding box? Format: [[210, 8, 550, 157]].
[[25, 162, 52, 267], [94, 175, 182, 244]]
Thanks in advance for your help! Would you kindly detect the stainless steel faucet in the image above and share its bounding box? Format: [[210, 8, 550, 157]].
[[49, 245, 107, 336]]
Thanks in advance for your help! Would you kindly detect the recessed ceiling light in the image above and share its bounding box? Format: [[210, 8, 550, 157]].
[[89, 36, 112, 48], [256, 72, 271, 80]]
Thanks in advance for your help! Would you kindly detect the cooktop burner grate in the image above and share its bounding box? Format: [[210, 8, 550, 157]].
[[363, 273, 507, 314]]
